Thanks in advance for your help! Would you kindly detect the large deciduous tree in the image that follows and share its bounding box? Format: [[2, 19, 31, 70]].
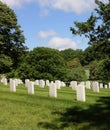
[[0, 1, 27, 69], [70, 0, 110, 82], [70, 0, 110, 57], [0, 54, 12, 73]]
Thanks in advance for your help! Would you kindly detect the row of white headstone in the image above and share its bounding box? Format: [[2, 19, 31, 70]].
[[1, 78, 110, 102], [70, 81, 100, 102], [1, 77, 8, 85], [25, 79, 66, 96]]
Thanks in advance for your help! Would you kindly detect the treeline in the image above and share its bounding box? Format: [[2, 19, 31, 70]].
[[0, 1, 110, 83], [1, 46, 110, 83]]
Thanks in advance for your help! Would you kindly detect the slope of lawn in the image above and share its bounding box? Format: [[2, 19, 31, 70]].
[[0, 83, 110, 130]]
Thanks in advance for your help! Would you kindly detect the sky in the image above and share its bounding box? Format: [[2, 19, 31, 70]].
[[1, 0, 108, 50]]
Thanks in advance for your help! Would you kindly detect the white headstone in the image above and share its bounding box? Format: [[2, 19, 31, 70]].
[[104, 84, 108, 88], [80, 82, 85, 86], [85, 81, 91, 89], [49, 83, 57, 98], [10, 79, 16, 92], [17, 79, 23, 85], [46, 80, 50, 87], [70, 81, 77, 90], [34, 80, 39, 86], [15, 79, 19, 86], [25, 79, 30, 87], [76, 84, 86, 102], [50, 81, 54, 84], [55, 80, 61, 89], [61, 81, 66, 87], [27, 81, 34, 94], [92, 81, 99, 92], [1, 77, 7, 85], [39, 80, 45, 88], [100, 83, 103, 88]]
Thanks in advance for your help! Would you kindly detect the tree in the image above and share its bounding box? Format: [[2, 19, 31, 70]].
[[60, 48, 83, 62], [96, 58, 110, 83], [67, 58, 81, 69], [88, 60, 99, 80], [70, 0, 110, 57], [0, 1, 27, 69], [14, 47, 68, 81], [82, 46, 102, 65], [67, 67, 87, 82], [0, 54, 12, 73]]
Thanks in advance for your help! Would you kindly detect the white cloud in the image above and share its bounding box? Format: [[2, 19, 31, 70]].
[[38, 30, 57, 40], [1, 0, 34, 8], [48, 36, 76, 50], [37, 0, 109, 15], [1, 0, 21, 8], [1, 0, 108, 14], [52, 0, 95, 14], [37, 0, 96, 14]]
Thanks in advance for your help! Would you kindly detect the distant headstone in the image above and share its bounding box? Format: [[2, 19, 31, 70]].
[[99, 83, 103, 88], [92, 81, 99, 92], [17, 79, 23, 85], [15, 79, 19, 86], [1, 77, 7, 85], [34, 80, 39, 86], [10, 79, 16, 92], [55, 80, 61, 89], [49, 83, 57, 98], [70, 81, 77, 90], [46, 80, 50, 87], [25, 79, 30, 87], [85, 81, 91, 89], [104, 84, 108, 88], [61, 81, 66, 87], [39, 80, 45, 88], [27, 81, 34, 94], [76, 84, 86, 102], [80, 82, 85, 86], [49, 81, 54, 87]]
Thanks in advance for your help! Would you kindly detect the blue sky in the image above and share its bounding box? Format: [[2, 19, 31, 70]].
[[1, 0, 108, 50]]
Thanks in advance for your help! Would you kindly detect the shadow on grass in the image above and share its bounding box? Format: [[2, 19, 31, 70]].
[[38, 97, 110, 130]]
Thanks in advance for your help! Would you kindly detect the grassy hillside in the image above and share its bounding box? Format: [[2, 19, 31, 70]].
[[0, 83, 110, 130]]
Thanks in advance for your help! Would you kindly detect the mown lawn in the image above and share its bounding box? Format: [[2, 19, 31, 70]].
[[0, 83, 110, 130]]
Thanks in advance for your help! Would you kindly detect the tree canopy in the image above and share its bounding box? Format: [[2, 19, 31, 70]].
[[70, 0, 110, 57], [0, 1, 27, 70], [13, 47, 68, 81], [70, 0, 110, 83]]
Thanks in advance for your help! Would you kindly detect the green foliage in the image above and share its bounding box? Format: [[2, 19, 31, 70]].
[[70, 0, 110, 81], [88, 60, 99, 80], [0, 1, 27, 69], [67, 58, 81, 69], [82, 46, 103, 65], [71, 0, 110, 57], [60, 48, 84, 62], [96, 58, 110, 83], [0, 54, 12, 73], [14, 47, 68, 81], [67, 67, 87, 82]]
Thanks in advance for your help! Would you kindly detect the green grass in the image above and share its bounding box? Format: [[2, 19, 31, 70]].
[[0, 83, 110, 130]]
